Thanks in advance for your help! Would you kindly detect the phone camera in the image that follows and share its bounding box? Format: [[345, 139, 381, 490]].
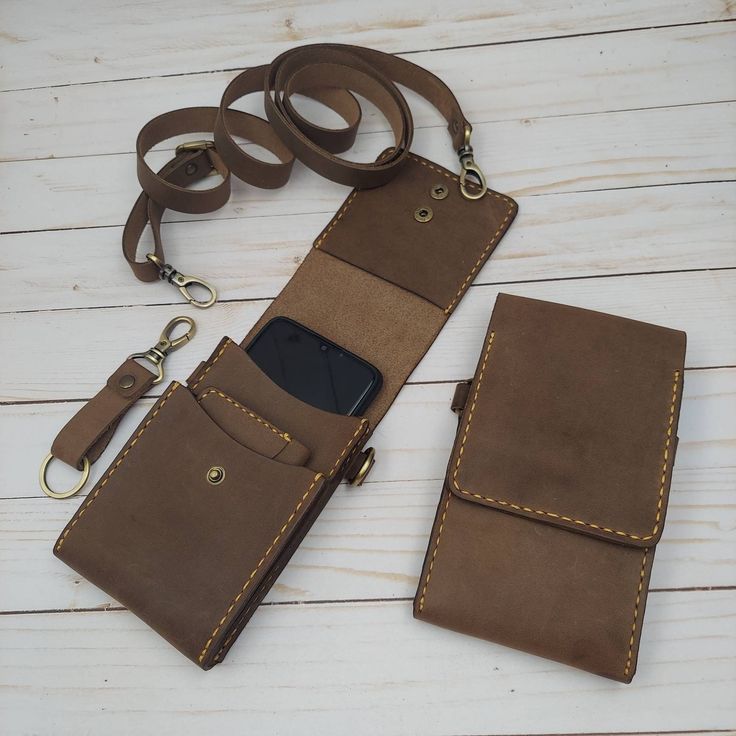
[[320, 344, 328, 352]]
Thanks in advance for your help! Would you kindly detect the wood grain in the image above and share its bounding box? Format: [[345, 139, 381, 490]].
[[2, 182, 734, 313], [2, 22, 735, 163], [1, 269, 733, 403], [3, 101, 735, 234], [0, 591, 734, 735], [0, 1, 734, 732], [1, 0, 733, 90], [2, 367, 733, 611]]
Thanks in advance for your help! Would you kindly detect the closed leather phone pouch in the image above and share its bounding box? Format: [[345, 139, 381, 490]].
[[414, 293, 687, 682]]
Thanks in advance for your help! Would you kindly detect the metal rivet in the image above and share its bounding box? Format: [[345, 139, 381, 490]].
[[118, 374, 136, 389], [185, 162, 198, 176], [207, 466, 225, 485], [430, 183, 449, 200], [414, 206, 433, 223]]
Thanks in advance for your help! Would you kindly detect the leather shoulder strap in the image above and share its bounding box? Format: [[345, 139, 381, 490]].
[[123, 44, 486, 295]]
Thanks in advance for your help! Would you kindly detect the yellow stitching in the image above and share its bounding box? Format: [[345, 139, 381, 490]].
[[198, 417, 368, 663], [451, 333, 681, 541], [197, 472, 323, 664], [651, 370, 680, 538], [624, 549, 649, 677], [417, 492, 451, 613], [189, 338, 232, 391], [327, 419, 368, 478], [314, 191, 358, 249], [442, 197, 515, 314], [313, 153, 515, 315], [198, 388, 291, 442], [55, 383, 181, 553], [213, 566, 280, 662], [212, 425, 368, 663], [404, 157, 516, 315]]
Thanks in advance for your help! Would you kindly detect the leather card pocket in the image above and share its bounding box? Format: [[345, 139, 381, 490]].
[[197, 387, 310, 466], [189, 338, 369, 478]]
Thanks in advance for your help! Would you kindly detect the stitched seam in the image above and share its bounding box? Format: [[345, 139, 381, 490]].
[[197, 472, 323, 664], [55, 383, 180, 553], [212, 429, 367, 663], [314, 191, 358, 249], [189, 338, 232, 391], [451, 333, 681, 541], [624, 549, 649, 678], [417, 492, 451, 613], [198, 418, 368, 664], [198, 388, 291, 442], [407, 155, 515, 315], [327, 419, 368, 478], [213, 567, 280, 662], [312, 155, 514, 316]]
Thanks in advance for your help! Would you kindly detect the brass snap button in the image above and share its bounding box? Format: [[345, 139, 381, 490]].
[[207, 466, 226, 485], [118, 374, 136, 389], [430, 183, 449, 200], [414, 206, 433, 223]]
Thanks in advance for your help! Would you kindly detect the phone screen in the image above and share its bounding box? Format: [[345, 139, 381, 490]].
[[246, 317, 382, 416]]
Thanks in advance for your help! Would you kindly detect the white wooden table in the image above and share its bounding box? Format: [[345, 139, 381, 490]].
[[1, 2, 735, 734]]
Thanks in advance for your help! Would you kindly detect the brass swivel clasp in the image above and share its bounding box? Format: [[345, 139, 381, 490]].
[[457, 126, 487, 201], [128, 315, 197, 384], [146, 253, 217, 309]]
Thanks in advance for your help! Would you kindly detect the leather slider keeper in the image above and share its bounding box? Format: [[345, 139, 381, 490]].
[[451, 380, 472, 415]]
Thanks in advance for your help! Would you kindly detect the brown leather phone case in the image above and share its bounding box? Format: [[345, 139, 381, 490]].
[[414, 293, 686, 683], [54, 154, 517, 668]]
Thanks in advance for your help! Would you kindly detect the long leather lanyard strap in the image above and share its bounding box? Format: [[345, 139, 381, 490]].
[[122, 44, 487, 306]]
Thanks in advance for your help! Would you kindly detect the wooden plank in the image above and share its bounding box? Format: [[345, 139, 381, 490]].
[[1, 269, 733, 404], [3, 22, 735, 162], [4, 367, 733, 499], [2, 101, 734, 234], [1, 0, 732, 91], [2, 182, 734, 313], [2, 477, 732, 613], [0, 591, 733, 735], [1, 367, 732, 611]]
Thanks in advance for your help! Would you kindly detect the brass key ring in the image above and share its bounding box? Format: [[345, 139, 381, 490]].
[[39, 453, 90, 499]]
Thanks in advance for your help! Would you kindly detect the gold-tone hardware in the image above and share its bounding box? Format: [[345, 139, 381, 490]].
[[175, 139, 215, 156], [207, 466, 226, 485], [430, 183, 449, 200], [39, 453, 90, 499], [414, 206, 433, 223], [349, 447, 375, 486], [118, 374, 136, 389], [146, 253, 217, 308], [128, 315, 196, 384], [457, 125, 487, 201]]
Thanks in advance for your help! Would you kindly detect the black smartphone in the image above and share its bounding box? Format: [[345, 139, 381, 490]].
[[245, 317, 382, 416]]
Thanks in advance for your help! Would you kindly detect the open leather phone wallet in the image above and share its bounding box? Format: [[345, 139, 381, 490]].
[[44, 45, 686, 681]]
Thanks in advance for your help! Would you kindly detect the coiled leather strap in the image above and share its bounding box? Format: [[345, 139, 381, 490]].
[[123, 44, 481, 290]]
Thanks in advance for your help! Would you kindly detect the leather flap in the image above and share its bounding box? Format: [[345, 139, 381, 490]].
[[448, 293, 687, 548]]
